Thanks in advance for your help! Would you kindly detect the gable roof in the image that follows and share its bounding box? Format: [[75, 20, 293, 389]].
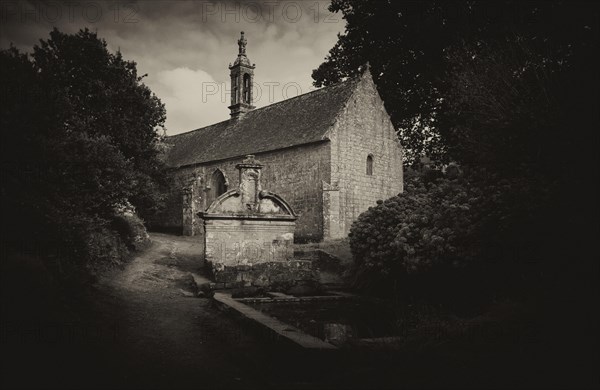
[[165, 75, 363, 168]]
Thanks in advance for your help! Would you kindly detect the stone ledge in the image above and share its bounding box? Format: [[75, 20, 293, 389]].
[[235, 294, 351, 304], [213, 292, 337, 350]]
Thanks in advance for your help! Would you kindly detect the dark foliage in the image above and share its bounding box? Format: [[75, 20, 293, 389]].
[[322, 1, 598, 313], [349, 169, 551, 308], [313, 1, 599, 169], [1, 28, 166, 276]]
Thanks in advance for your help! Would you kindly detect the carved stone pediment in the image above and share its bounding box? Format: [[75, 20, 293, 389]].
[[205, 189, 296, 217], [201, 155, 296, 220]]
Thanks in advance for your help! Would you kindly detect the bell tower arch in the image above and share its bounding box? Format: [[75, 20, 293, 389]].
[[228, 31, 255, 119]]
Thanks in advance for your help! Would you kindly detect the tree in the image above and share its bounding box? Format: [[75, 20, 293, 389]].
[[1, 28, 167, 271], [334, 0, 598, 324], [32, 28, 168, 217], [313, 1, 599, 169]]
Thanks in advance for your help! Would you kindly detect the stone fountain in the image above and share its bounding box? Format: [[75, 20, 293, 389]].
[[199, 155, 314, 288]]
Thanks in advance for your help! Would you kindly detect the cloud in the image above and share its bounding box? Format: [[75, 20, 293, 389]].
[[150, 67, 228, 133], [1, 0, 345, 134]]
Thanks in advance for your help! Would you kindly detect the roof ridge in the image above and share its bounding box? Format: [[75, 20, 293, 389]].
[[250, 74, 361, 112], [168, 74, 362, 138]]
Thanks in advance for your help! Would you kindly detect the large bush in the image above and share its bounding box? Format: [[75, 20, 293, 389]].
[[349, 168, 549, 304], [1, 29, 165, 278]]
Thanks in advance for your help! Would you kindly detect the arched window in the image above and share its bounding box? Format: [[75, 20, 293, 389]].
[[206, 169, 227, 209], [243, 73, 250, 103], [366, 154, 374, 176], [232, 77, 238, 104]]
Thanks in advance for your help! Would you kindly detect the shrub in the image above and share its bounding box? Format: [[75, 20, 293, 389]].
[[82, 224, 130, 274], [348, 168, 549, 305], [43, 208, 150, 279], [111, 211, 151, 251]]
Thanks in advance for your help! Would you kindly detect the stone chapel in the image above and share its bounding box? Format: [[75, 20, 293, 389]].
[[152, 32, 404, 242]]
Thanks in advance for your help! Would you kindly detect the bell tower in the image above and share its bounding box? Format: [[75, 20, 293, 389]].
[[228, 31, 255, 119]]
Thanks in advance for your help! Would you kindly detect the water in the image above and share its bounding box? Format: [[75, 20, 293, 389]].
[[248, 299, 401, 345]]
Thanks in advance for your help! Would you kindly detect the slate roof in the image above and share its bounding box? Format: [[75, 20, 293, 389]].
[[165, 76, 361, 168]]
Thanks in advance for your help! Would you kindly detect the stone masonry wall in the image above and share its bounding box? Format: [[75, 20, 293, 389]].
[[153, 142, 330, 241], [204, 218, 299, 285], [326, 71, 404, 238]]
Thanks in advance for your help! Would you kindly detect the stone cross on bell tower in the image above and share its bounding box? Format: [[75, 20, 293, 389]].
[[228, 31, 256, 119]]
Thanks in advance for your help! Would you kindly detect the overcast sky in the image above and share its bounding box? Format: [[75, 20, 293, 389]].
[[0, 0, 345, 134]]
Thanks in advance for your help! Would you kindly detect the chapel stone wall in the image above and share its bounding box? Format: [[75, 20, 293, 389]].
[[325, 71, 404, 238], [151, 142, 330, 242]]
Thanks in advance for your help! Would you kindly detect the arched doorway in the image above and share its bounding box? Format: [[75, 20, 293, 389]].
[[206, 169, 227, 210]]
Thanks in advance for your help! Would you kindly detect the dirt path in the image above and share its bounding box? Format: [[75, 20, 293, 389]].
[[4, 233, 332, 390], [105, 232, 208, 294], [13, 233, 551, 389], [86, 233, 282, 389], [72, 235, 584, 390]]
